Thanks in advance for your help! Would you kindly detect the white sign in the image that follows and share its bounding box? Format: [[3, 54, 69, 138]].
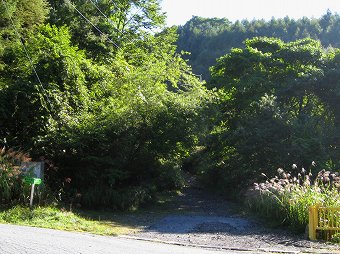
[[21, 162, 44, 179]]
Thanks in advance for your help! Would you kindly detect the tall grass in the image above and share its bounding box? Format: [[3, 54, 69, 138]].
[[246, 164, 340, 232]]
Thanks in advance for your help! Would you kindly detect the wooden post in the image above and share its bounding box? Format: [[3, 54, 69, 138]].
[[309, 206, 317, 240]]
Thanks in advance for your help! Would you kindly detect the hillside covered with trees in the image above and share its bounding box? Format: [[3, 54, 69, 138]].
[[0, 0, 210, 209], [177, 12, 340, 79]]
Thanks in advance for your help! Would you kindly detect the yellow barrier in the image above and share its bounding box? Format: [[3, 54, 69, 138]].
[[309, 206, 340, 240]]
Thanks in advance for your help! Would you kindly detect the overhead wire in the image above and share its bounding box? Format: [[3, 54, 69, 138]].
[[88, 0, 135, 44], [86, 0, 171, 67], [88, 0, 202, 82], [0, 0, 54, 112], [66, 0, 121, 50], [87, 0, 205, 94]]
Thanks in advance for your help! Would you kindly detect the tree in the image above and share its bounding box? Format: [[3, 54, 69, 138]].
[[0, 24, 92, 148], [0, 4, 211, 209], [202, 37, 333, 194], [0, 0, 49, 34], [176, 14, 340, 81], [47, 0, 165, 61]]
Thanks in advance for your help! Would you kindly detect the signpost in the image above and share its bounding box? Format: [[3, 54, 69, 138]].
[[21, 162, 44, 209], [24, 177, 42, 209]]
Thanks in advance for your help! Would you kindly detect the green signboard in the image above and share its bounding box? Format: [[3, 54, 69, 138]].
[[24, 177, 42, 185]]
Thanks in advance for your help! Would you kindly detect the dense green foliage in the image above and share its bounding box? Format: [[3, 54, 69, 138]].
[[177, 12, 340, 79], [200, 37, 340, 195], [0, 0, 210, 209]]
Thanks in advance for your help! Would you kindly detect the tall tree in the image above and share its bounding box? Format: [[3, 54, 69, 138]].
[[47, 0, 165, 61], [202, 37, 334, 194]]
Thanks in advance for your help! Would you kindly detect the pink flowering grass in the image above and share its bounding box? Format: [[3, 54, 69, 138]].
[[246, 163, 340, 232]]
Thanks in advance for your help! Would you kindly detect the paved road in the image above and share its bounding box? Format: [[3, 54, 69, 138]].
[[0, 224, 250, 254]]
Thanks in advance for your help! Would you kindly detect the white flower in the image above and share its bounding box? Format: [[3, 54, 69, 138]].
[[292, 164, 297, 169]]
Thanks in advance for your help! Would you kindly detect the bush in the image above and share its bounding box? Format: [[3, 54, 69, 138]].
[[0, 148, 29, 205], [81, 185, 154, 210], [156, 160, 185, 191], [246, 164, 340, 232]]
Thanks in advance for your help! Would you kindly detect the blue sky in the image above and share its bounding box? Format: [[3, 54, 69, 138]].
[[160, 0, 340, 26]]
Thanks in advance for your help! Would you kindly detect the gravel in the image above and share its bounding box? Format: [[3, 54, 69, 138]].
[[127, 183, 340, 253]]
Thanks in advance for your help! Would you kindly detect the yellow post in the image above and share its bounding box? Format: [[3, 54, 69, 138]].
[[309, 206, 317, 240]]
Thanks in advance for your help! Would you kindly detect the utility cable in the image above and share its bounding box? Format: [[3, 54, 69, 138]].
[[88, 0, 134, 44], [68, 0, 202, 98], [66, 0, 121, 50], [87, 0, 169, 65]]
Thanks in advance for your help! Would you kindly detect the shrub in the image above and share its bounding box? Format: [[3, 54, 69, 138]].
[[246, 164, 340, 232], [0, 148, 30, 206], [80, 185, 154, 210], [156, 160, 185, 191]]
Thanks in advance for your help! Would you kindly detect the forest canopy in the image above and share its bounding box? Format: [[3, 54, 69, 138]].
[[176, 12, 340, 80]]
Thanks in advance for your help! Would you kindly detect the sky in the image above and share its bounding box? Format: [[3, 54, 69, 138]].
[[160, 0, 340, 26]]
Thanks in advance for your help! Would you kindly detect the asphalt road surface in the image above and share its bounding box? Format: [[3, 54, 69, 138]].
[[0, 224, 249, 254]]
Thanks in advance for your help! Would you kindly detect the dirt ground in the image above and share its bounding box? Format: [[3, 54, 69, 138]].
[[123, 177, 340, 253]]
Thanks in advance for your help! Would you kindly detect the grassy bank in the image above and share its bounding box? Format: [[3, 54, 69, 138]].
[[0, 191, 181, 235], [0, 206, 136, 235]]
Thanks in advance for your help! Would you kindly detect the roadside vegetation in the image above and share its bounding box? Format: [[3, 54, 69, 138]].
[[246, 165, 340, 232], [0, 206, 123, 235]]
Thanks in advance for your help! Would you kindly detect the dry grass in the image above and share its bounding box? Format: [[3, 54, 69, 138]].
[[246, 163, 340, 233]]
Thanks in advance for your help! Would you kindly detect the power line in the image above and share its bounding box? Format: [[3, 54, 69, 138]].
[[87, 1, 202, 80], [69, 0, 203, 89], [1, 0, 53, 112], [90, 0, 133, 43], [87, 1, 165, 61], [66, 0, 121, 50]]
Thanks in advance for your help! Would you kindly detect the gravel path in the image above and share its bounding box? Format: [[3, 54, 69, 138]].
[[127, 181, 340, 253]]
